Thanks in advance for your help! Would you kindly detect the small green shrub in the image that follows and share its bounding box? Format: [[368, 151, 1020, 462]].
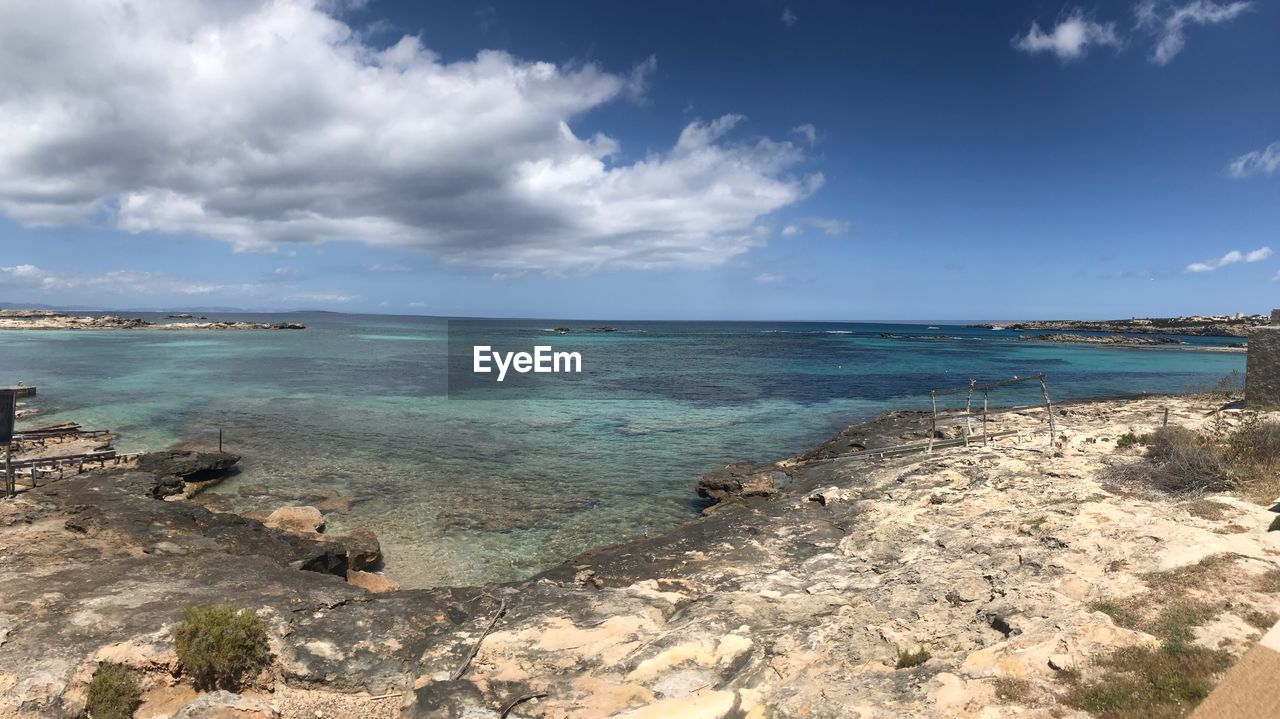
[[1244, 609, 1279, 630], [993, 676, 1034, 703], [1116, 432, 1140, 449], [1103, 426, 1232, 495], [1063, 642, 1232, 719], [1225, 419, 1280, 503], [172, 602, 271, 691], [1226, 419, 1280, 466], [84, 662, 141, 719], [894, 645, 931, 669], [1090, 599, 1141, 630], [1269, 515, 1280, 533]]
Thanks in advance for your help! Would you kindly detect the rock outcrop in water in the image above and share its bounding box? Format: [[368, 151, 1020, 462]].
[[0, 309, 304, 330], [3, 396, 1280, 718], [969, 314, 1266, 338], [1018, 333, 1183, 345]]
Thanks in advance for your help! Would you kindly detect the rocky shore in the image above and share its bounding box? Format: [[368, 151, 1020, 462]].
[[1019, 333, 1183, 345], [970, 315, 1266, 338], [2, 394, 1279, 718], [0, 310, 304, 331]]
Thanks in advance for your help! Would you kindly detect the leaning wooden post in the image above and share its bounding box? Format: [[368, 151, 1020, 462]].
[[929, 390, 938, 454], [982, 389, 989, 446], [1039, 375, 1056, 450], [4, 445, 12, 498], [964, 381, 975, 447]]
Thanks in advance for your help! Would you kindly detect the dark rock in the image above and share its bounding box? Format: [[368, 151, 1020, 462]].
[[136, 450, 241, 482], [696, 462, 786, 504], [341, 529, 382, 571]]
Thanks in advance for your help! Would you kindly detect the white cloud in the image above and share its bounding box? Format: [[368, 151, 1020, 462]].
[[1185, 246, 1272, 272], [754, 272, 784, 284], [1013, 10, 1121, 61], [1228, 141, 1280, 179], [779, 216, 850, 238], [1136, 1, 1252, 65], [0, 0, 819, 273], [781, 8, 797, 27], [792, 124, 818, 146], [0, 263, 355, 303]]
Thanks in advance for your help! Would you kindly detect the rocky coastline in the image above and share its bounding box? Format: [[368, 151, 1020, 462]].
[[970, 315, 1266, 338], [1018, 333, 1182, 345], [0, 309, 304, 331], [3, 394, 1280, 718]]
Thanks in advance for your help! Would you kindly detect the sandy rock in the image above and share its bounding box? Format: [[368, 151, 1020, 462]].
[[170, 690, 280, 718], [264, 506, 325, 535], [347, 569, 399, 593], [696, 462, 787, 504], [808, 486, 853, 505], [1048, 653, 1075, 672], [616, 690, 738, 719]]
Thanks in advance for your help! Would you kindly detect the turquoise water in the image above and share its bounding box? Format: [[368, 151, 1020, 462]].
[[0, 313, 1244, 587]]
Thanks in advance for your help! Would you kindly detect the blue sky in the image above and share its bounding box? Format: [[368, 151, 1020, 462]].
[[0, 0, 1276, 320]]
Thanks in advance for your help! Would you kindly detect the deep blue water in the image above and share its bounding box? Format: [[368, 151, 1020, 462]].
[[0, 313, 1244, 586]]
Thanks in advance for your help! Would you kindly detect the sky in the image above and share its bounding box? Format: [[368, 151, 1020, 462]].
[[0, 0, 1277, 320]]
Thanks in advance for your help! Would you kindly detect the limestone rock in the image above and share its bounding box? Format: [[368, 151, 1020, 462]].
[[264, 506, 325, 535], [696, 462, 788, 504], [171, 690, 280, 718], [347, 569, 399, 594], [808, 486, 853, 506]]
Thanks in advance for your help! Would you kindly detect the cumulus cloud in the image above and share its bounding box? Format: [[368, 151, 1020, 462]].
[[1185, 246, 1272, 272], [1135, 1, 1252, 65], [1228, 141, 1280, 178], [0, 0, 819, 272], [1013, 10, 1121, 61]]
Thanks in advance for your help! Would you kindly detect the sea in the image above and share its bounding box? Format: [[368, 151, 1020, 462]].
[[0, 313, 1245, 587]]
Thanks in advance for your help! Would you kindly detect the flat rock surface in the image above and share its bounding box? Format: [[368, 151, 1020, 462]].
[[3, 396, 1280, 718]]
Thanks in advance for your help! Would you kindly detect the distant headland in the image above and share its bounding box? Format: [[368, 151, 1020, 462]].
[[969, 313, 1266, 338], [0, 309, 304, 331]]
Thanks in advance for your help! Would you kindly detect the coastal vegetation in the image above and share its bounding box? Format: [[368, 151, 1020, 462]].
[[4, 393, 1279, 717], [83, 663, 140, 719], [894, 646, 931, 669], [1104, 415, 1280, 501], [172, 602, 271, 691], [970, 314, 1267, 338], [1073, 555, 1243, 718]]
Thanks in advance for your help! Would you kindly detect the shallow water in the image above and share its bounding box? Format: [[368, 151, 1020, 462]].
[[0, 314, 1244, 587]]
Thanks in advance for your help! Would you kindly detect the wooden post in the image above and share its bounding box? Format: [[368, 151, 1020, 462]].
[[4, 444, 12, 498], [1163, 407, 1169, 427], [1039, 375, 1056, 451], [928, 390, 938, 454], [218, 427, 223, 453], [982, 389, 989, 446], [964, 381, 975, 447]]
